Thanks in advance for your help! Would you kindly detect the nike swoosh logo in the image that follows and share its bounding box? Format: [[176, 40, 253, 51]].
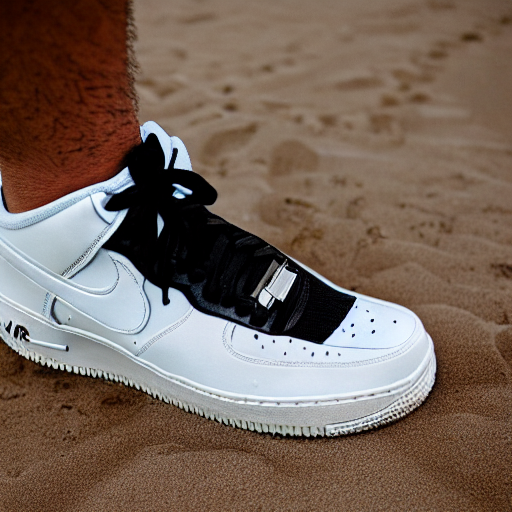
[[0, 236, 149, 333]]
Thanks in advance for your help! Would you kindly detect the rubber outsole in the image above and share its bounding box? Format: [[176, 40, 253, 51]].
[[0, 315, 436, 437]]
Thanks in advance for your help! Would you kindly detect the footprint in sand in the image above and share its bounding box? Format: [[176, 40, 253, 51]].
[[408, 92, 431, 104], [381, 94, 401, 107], [178, 12, 217, 24], [461, 32, 483, 42], [392, 67, 434, 91], [258, 193, 315, 228], [427, 0, 456, 10], [269, 140, 319, 177], [0, 384, 25, 400], [339, 112, 405, 147], [495, 327, 512, 367], [334, 69, 383, 91], [200, 123, 257, 165]]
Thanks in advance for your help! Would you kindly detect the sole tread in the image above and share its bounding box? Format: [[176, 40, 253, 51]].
[[1, 331, 435, 437]]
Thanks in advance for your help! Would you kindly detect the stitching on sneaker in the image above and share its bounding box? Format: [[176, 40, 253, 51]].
[[136, 308, 193, 356]]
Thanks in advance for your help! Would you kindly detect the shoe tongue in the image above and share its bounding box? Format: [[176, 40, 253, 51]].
[[140, 121, 193, 172]]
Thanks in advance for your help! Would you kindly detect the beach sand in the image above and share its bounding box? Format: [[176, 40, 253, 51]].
[[1, 0, 511, 510]]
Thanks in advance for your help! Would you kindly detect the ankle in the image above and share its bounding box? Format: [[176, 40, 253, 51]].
[[1, 123, 141, 213]]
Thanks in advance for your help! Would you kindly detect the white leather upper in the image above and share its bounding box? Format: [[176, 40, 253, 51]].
[[53, 255, 193, 350], [0, 197, 113, 275], [51, 252, 150, 334]]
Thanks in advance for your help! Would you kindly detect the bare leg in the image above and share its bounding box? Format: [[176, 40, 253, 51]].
[[0, 0, 140, 213]]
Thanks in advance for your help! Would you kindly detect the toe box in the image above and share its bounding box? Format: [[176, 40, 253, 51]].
[[324, 297, 417, 349]]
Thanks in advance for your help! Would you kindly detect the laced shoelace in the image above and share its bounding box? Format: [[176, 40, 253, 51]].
[[105, 134, 296, 328]]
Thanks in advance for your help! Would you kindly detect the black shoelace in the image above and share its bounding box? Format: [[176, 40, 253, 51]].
[[104, 134, 300, 329]]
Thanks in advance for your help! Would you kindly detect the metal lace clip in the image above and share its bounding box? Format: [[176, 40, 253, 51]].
[[251, 259, 297, 309]]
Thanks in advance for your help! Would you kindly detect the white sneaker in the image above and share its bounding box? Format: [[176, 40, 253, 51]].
[[0, 121, 435, 436]]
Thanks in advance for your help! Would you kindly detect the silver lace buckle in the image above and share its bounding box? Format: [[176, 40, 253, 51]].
[[251, 259, 297, 309]]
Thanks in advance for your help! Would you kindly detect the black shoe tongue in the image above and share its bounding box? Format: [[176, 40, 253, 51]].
[[276, 269, 356, 343]]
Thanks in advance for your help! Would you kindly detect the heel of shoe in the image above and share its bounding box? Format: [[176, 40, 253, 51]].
[[0, 293, 127, 376]]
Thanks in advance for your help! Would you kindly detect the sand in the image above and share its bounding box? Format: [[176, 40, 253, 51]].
[[1, 0, 511, 510]]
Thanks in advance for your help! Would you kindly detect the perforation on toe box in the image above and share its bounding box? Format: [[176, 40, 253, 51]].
[[229, 324, 402, 366], [323, 298, 416, 349]]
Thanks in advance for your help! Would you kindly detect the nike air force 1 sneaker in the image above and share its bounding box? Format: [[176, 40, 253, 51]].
[[0, 122, 435, 436]]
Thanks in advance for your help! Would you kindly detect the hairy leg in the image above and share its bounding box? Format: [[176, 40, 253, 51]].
[[0, 0, 140, 213]]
